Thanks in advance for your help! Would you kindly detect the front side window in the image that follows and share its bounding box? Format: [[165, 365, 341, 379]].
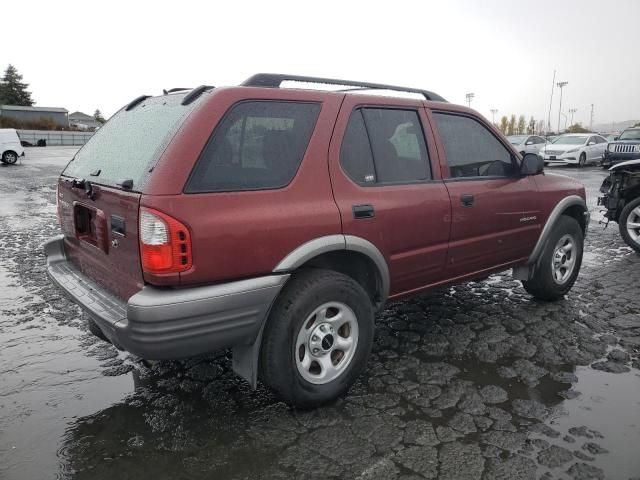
[[433, 113, 516, 178], [340, 108, 431, 185], [186, 101, 320, 192]]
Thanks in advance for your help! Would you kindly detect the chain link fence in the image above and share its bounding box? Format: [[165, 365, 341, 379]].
[[17, 129, 94, 146]]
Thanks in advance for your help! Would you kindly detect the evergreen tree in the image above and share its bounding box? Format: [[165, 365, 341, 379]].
[[93, 109, 106, 124], [499, 116, 509, 134], [508, 115, 516, 135], [0, 64, 34, 106]]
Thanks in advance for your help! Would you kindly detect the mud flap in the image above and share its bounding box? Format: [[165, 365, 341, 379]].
[[512, 264, 535, 281]]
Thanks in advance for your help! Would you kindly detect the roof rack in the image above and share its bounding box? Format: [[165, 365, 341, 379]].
[[241, 73, 446, 102], [181, 85, 214, 105]]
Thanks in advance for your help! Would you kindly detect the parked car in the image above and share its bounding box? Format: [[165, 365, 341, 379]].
[[506, 134, 547, 156], [601, 127, 640, 169], [45, 74, 589, 407], [0, 128, 25, 164], [599, 159, 640, 252], [539, 133, 608, 167]]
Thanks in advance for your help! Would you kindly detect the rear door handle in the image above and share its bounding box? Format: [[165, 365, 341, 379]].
[[460, 194, 475, 207], [353, 204, 375, 219]]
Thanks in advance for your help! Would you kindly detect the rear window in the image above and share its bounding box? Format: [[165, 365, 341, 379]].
[[63, 94, 198, 190], [185, 101, 320, 193]]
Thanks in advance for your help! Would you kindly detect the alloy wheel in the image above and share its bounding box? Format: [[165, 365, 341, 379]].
[[295, 301, 359, 385]]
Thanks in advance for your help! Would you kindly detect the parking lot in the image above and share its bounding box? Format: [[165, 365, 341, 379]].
[[1, 147, 639, 480]]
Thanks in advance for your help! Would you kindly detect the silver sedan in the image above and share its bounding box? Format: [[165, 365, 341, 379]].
[[507, 135, 548, 156]]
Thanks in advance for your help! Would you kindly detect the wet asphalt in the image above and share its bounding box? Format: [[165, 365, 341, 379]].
[[0, 148, 639, 480]]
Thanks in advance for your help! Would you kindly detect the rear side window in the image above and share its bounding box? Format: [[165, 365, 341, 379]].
[[340, 108, 431, 185], [63, 94, 198, 191], [433, 113, 516, 178], [186, 101, 320, 193]]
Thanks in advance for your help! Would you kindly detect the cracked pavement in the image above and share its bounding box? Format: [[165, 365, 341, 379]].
[[0, 148, 639, 480]]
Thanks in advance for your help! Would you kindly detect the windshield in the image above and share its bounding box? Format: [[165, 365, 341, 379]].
[[507, 135, 527, 145], [63, 94, 199, 191], [619, 129, 640, 141], [551, 136, 587, 145]]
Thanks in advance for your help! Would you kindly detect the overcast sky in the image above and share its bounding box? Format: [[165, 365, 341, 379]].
[[3, 0, 639, 128]]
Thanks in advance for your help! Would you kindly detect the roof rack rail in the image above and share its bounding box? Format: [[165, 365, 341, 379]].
[[166, 87, 191, 94], [124, 95, 150, 111], [181, 85, 214, 105], [241, 73, 446, 102]]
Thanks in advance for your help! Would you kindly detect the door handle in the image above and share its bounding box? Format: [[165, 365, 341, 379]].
[[460, 194, 475, 207], [353, 204, 375, 219]]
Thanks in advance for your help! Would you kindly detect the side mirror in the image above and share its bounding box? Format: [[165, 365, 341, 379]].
[[614, 136, 619, 141], [525, 141, 533, 145], [588, 141, 596, 146], [521, 153, 544, 176]]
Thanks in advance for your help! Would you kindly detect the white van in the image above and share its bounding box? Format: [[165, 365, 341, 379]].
[[0, 128, 25, 164]]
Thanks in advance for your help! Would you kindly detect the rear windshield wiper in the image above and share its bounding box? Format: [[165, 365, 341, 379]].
[[71, 178, 96, 200]]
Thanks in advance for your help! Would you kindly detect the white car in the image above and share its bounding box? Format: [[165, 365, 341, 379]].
[[506, 134, 548, 155], [539, 133, 608, 167], [0, 128, 25, 164]]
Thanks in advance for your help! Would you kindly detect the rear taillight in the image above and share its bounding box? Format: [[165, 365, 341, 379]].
[[139, 207, 192, 274]]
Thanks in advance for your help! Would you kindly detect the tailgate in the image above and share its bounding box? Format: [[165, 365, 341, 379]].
[[57, 177, 143, 300]]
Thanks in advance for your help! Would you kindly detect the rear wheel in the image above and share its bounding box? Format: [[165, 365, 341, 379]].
[[1, 151, 18, 165], [522, 215, 583, 301], [578, 152, 586, 168], [260, 269, 374, 407], [619, 197, 640, 253]]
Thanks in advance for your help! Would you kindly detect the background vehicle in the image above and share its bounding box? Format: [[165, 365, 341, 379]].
[[599, 159, 640, 252], [506, 134, 547, 156], [44, 74, 589, 407], [539, 133, 608, 167], [0, 128, 25, 164], [601, 127, 640, 169]]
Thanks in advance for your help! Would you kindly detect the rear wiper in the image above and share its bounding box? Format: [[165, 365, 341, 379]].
[[71, 178, 96, 200]]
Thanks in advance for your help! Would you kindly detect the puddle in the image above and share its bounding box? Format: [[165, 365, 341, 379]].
[[537, 366, 640, 479]]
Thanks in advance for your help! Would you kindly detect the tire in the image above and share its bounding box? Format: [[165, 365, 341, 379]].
[[578, 153, 586, 168], [260, 269, 374, 407], [2, 151, 18, 165], [522, 215, 583, 301], [619, 197, 640, 253]]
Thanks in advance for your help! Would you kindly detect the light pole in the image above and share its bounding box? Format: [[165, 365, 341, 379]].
[[556, 81, 568, 133], [465, 93, 475, 107], [568, 108, 577, 128], [547, 70, 556, 134], [490, 109, 498, 124]]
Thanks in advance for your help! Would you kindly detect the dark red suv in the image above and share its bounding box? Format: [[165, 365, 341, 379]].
[[45, 74, 589, 406]]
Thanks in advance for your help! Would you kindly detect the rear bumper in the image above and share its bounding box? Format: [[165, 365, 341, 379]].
[[44, 235, 289, 360]]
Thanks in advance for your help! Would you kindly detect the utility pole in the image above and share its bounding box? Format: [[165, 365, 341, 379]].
[[569, 108, 577, 127], [590, 104, 594, 131], [465, 93, 475, 107], [490, 109, 498, 124], [547, 70, 556, 133], [556, 81, 568, 133]]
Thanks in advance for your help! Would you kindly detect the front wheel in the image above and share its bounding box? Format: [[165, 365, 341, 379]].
[[2, 151, 18, 165], [619, 197, 640, 253], [578, 153, 586, 168], [522, 215, 583, 301], [260, 269, 374, 407]]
